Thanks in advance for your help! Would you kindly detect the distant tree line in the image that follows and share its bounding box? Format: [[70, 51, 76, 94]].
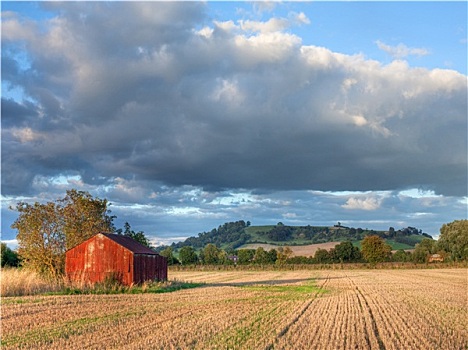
[[158, 220, 468, 266], [159, 221, 433, 252], [169, 220, 251, 250]]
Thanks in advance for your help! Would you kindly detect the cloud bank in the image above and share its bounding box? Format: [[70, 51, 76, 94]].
[[1, 3, 467, 243]]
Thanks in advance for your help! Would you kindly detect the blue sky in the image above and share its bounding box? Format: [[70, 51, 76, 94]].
[[1, 1, 467, 248], [208, 1, 467, 73]]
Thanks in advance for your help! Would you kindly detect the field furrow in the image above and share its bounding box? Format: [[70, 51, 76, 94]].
[[1, 269, 466, 350]]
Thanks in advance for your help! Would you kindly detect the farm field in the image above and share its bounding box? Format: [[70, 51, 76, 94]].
[[1, 268, 467, 349], [239, 241, 341, 256]]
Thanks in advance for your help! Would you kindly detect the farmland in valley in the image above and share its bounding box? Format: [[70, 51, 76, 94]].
[[2, 269, 466, 349]]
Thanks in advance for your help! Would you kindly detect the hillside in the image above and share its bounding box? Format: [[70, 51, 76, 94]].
[[159, 220, 432, 252]]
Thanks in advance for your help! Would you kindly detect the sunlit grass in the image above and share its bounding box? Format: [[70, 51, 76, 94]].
[[1, 268, 62, 297], [0, 268, 202, 297]]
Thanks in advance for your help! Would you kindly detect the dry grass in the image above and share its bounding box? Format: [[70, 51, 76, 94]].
[[0, 268, 63, 297], [1, 268, 466, 349], [0, 268, 199, 297]]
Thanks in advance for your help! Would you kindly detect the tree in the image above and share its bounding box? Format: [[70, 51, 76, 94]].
[[392, 249, 411, 262], [1, 243, 20, 267], [178, 246, 198, 265], [11, 189, 115, 278], [12, 201, 65, 278], [253, 247, 269, 264], [314, 248, 330, 263], [217, 249, 231, 265], [117, 222, 151, 248], [60, 189, 115, 250], [412, 238, 437, 263], [201, 244, 220, 264], [267, 249, 278, 264], [237, 249, 255, 264], [276, 246, 293, 265], [361, 235, 391, 264], [438, 220, 468, 261], [334, 241, 361, 263], [160, 247, 179, 265]]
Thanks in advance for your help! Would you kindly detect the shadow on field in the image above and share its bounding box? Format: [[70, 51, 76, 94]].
[[204, 275, 360, 288], [205, 278, 313, 287]]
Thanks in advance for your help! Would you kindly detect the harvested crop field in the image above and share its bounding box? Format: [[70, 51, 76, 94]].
[[2, 268, 467, 349], [240, 242, 340, 257]]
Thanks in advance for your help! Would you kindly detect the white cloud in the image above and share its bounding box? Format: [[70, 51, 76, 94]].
[[342, 197, 382, 211], [240, 17, 290, 33], [376, 40, 430, 58]]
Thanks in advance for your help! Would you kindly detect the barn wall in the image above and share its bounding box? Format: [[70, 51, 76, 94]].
[[133, 254, 168, 283], [66, 234, 134, 285]]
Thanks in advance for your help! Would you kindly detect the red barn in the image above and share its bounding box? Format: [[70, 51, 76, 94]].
[[65, 233, 167, 286]]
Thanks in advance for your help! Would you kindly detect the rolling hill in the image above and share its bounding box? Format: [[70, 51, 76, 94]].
[[158, 220, 432, 252]]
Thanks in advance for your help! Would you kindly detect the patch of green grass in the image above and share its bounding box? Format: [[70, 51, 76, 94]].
[[1, 298, 45, 305], [385, 240, 414, 250], [240, 279, 326, 298]]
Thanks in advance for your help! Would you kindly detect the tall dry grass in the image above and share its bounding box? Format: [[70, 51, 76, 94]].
[[0, 268, 63, 297]]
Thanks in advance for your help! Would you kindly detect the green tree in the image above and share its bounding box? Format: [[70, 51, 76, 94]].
[[392, 249, 411, 262], [438, 220, 468, 261], [412, 238, 437, 263], [117, 222, 151, 248], [334, 241, 361, 262], [217, 249, 231, 265], [178, 246, 198, 265], [160, 247, 179, 265], [11, 189, 115, 278], [267, 249, 278, 264], [201, 244, 220, 264], [314, 248, 330, 263], [253, 247, 269, 264], [361, 235, 391, 264], [237, 249, 254, 264], [1, 243, 20, 267]]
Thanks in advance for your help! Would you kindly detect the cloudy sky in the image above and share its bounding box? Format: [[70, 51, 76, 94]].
[[2, 1, 467, 247]]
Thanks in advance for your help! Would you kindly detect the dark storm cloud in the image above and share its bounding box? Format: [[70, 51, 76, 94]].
[[1, 2, 467, 198]]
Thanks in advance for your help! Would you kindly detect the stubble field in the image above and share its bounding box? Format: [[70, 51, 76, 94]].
[[1, 268, 466, 349]]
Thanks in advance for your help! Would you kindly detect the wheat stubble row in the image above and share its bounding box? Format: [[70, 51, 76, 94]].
[[1, 269, 466, 349]]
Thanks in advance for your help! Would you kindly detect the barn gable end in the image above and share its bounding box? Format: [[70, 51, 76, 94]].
[[65, 233, 167, 285]]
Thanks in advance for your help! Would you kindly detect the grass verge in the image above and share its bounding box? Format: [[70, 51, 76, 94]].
[[1, 268, 202, 297]]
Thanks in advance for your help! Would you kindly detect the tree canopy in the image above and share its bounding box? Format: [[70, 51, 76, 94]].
[[1, 243, 20, 267], [116, 222, 152, 248], [437, 220, 468, 261], [10, 189, 150, 277], [178, 246, 198, 265], [361, 235, 392, 264]]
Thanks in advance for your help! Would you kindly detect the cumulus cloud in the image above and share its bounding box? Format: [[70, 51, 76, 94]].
[[342, 197, 382, 211], [1, 1, 466, 204]]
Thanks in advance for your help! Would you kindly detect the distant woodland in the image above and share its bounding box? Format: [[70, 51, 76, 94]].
[[161, 220, 432, 251]]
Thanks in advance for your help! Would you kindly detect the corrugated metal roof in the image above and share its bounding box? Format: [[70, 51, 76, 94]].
[[100, 233, 158, 255]]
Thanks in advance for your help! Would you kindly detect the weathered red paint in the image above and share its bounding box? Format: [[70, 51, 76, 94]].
[[65, 233, 167, 285]]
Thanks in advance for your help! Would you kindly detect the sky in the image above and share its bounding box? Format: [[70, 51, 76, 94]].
[[1, 1, 467, 248]]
